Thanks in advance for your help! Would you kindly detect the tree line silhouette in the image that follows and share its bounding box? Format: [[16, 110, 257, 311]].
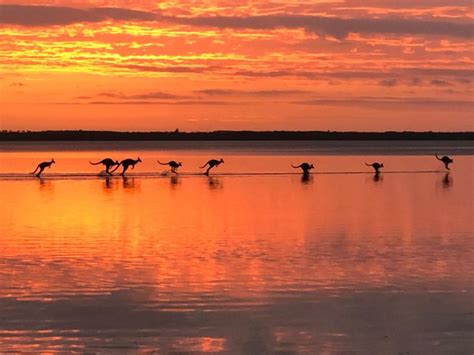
[[0, 130, 472, 141]]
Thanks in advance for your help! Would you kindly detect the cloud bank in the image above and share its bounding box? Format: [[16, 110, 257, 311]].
[[1, 5, 472, 39]]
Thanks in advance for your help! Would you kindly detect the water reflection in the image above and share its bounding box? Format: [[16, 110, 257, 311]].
[[372, 172, 383, 183], [0, 154, 473, 353], [170, 175, 180, 188], [122, 176, 138, 190], [37, 178, 53, 191], [441, 172, 453, 189], [301, 173, 313, 184], [103, 176, 112, 189], [207, 176, 222, 190]]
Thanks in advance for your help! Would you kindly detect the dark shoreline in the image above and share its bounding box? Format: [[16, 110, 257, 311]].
[[1, 130, 473, 141]]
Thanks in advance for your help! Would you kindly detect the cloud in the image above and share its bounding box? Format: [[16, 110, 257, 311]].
[[165, 14, 473, 39], [195, 89, 310, 96], [430, 79, 452, 87], [401, 68, 474, 78], [293, 96, 474, 109], [8, 82, 25, 87], [97, 91, 182, 100], [113, 64, 208, 73], [85, 100, 231, 105], [344, 0, 473, 9], [378, 79, 397, 87], [1, 5, 472, 39], [232, 68, 474, 82], [0, 5, 155, 26]]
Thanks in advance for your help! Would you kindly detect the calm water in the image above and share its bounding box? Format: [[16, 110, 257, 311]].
[[0, 141, 473, 353]]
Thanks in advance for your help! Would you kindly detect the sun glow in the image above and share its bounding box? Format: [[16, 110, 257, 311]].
[[0, 0, 472, 131]]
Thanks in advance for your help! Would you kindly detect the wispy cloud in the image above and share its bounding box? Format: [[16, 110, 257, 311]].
[[84, 100, 231, 105], [378, 79, 398, 87], [293, 96, 474, 109], [195, 89, 311, 96], [96, 91, 183, 100]]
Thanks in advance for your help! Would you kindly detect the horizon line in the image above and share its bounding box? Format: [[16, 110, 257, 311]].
[[3, 129, 474, 134]]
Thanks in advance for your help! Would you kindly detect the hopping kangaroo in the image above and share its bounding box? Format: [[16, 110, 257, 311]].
[[157, 160, 182, 174], [31, 159, 55, 177], [366, 162, 384, 174], [435, 154, 453, 170], [111, 157, 142, 176], [292, 162, 314, 174], [90, 158, 119, 175], [200, 158, 224, 175]]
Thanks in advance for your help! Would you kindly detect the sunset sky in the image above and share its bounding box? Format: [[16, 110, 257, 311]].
[[0, 1, 472, 131]]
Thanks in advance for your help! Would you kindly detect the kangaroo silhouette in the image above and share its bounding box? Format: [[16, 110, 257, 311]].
[[366, 162, 384, 173], [158, 160, 182, 174], [200, 158, 224, 175], [292, 162, 314, 174], [111, 157, 142, 176], [435, 154, 453, 170], [90, 158, 119, 175], [31, 159, 55, 177]]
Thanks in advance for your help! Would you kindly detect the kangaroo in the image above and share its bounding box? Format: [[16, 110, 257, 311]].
[[30, 159, 55, 177], [435, 154, 453, 170], [200, 158, 224, 175], [366, 162, 384, 174], [90, 158, 119, 175], [111, 157, 142, 176], [158, 160, 182, 174], [292, 162, 314, 174]]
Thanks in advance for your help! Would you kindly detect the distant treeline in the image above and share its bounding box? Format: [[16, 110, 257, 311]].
[[0, 130, 473, 141]]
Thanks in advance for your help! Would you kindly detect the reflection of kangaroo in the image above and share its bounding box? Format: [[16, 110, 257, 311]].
[[442, 172, 452, 188], [207, 176, 222, 189], [111, 157, 142, 176], [31, 159, 55, 177], [90, 158, 119, 175], [373, 173, 382, 182], [200, 158, 224, 175], [366, 162, 384, 173], [158, 160, 182, 174], [435, 154, 453, 170], [292, 162, 314, 174], [301, 173, 313, 184]]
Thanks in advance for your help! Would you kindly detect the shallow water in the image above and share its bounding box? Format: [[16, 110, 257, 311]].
[[0, 142, 473, 353]]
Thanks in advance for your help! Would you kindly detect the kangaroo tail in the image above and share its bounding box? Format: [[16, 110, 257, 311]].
[[200, 163, 208, 169], [291, 164, 301, 169], [435, 154, 442, 161], [365, 163, 372, 166], [89, 160, 102, 165], [157, 160, 168, 166], [30, 166, 39, 174]]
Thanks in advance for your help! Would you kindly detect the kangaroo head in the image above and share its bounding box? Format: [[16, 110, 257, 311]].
[[380, 163, 384, 168], [178, 162, 182, 166], [309, 164, 314, 169], [220, 158, 224, 163], [137, 157, 142, 163], [51, 158, 56, 164]]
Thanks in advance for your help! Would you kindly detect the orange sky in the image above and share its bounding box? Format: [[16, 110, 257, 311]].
[[0, 0, 473, 131]]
